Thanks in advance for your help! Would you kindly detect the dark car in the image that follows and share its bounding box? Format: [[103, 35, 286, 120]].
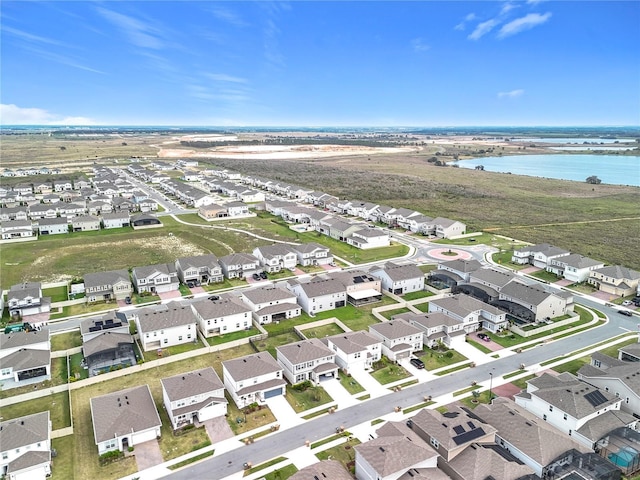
[[124, 296, 132, 305], [477, 333, 491, 342], [260, 271, 268, 279], [209, 295, 220, 301], [252, 273, 261, 281], [186, 281, 195, 288], [410, 358, 425, 369], [618, 310, 633, 317]]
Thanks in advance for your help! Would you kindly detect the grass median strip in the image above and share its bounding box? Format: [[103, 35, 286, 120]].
[[167, 450, 215, 471]]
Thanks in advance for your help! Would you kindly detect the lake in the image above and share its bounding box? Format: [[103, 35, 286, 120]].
[[458, 154, 640, 186]]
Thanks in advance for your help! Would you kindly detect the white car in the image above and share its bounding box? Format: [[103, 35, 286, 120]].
[[622, 300, 633, 306]]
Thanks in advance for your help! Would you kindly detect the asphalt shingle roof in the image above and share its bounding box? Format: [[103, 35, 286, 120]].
[[161, 367, 223, 402], [0, 411, 49, 451]]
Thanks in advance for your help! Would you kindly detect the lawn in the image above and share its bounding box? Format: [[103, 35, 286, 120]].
[[456, 390, 494, 410], [338, 373, 365, 395], [413, 302, 430, 313], [370, 358, 412, 385], [205, 327, 260, 346], [530, 269, 562, 283], [0, 391, 71, 430], [69, 352, 89, 380], [51, 436, 75, 480], [285, 384, 334, 413], [51, 330, 82, 351], [401, 290, 433, 301], [43, 285, 68, 303], [301, 323, 345, 339], [142, 339, 205, 362], [252, 331, 302, 357], [380, 307, 411, 320], [261, 465, 298, 480], [315, 437, 361, 475], [225, 392, 277, 435], [491, 251, 527, 269], [419, 347, 468, 370], [157, 405, 211, 461], [433, 233, 528, 250]]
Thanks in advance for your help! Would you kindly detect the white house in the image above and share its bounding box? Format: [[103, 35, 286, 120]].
[[132, 263, 179, 294], [433, 217, 466, 238], [90, 385, 162, 454], [437, 259, 483, 283], [134, 304, 199, 351], [324, 331, 381, 374], [239, 286, 301, 325], [175, 254, 224, 285], [369, 319, 423, 361], [161, 368, 227, 430], [83, 269, 132, 303], [218, 253, 261, 279], [395, 311, 466, 349], [276, 338, 339, 385], [0, 412, 51, 480], [369, 261, 425, 295], [36, 217, 68, 235], [286, 277, 347, 315], [429, 293, 508, 333], [511, 243, 571, 268], [225, 201, 250, 216], [346, 227, 390, 250], [0, 330, 51, 385], [190, 294, 252, 338], [101, 212, 130, 229], [290, 243, 333, 267], [70, 215, 100, 232], [223, 352, 287, 408], [546, 254, 605, 283], [1, 220, 34, 240], [253, 244, 298, 273], [7, 282, 51, 318]]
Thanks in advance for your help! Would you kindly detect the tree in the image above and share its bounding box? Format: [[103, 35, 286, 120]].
[[586, 175, 602, 185]]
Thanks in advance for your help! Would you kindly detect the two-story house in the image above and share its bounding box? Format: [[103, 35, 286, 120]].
[[83, 269, 132, 303], [437, 259, 483, 283], [286, 277, 347, 315], [90, 385, 162, 454], [395, 311, 466, 349], [7, 282, 51, 318], [588, 265, 640, 298], [101, 212, 130, 229], [0, 330, 51, 386], [190, 294, 252, 337], [324, 331, 381, 374], [80, 312, 135, 377], [134, 304, 199, 351], [175, 254, 224, 285], [239, 286, 301, 325], [369, 319, 423, 361], [161, 368, 227, 430], [36, 217, 69, 235], [70, 215, 100, 232], [0, 412, 51, 480], [276, 338, 339, 385], [511, 243, 571, 268], [499, 281, 570, 322], [218, 253, 261, 279], [369, 261, 425, 296], [346, 227, 390, 250], [429, 294, 507, 333], [132, 263, 179, 294], [223, 352, 287, 408], [253, 244, 298, 273], [546, 254, 605, 283], [290, 243, 333, 267]]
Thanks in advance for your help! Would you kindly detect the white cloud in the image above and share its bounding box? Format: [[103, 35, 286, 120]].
[[208, 6, 248, 27], [411, 38, 430, 52], [500, 2, 518, 15], [455, 12, 476, 31], [96, 7, 164, 49], [468, 19, 500, 40], [206, 73, 249, 84], [497, 89, 524, 98], [2, 26, 68, 47], [497, 12, 552, 38], [0, 104, 95, 125]]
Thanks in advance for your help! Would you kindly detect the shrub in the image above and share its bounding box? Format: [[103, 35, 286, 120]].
[[292, 380, 312, 391], [99, 450, 124, 465]]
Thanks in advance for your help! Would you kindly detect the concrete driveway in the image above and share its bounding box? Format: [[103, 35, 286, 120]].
[[134, 439, 163, 471], [202, 416, 234, 444], [265, 395, 302, 429], [321, 377, 359, 409]]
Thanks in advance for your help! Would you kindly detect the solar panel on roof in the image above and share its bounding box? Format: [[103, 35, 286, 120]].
[[584, 390, 609, 408], [467, 421, 476, 429], [453, 425, 465, 435], [452, 427, 486, 445]]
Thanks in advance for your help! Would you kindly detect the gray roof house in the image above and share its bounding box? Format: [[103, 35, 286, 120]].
[[90, 385, 162, 454], [289, 460, 352, 480], [286, 277, 347, 315], [511, 243, 571, 269], [134, 304, 198, 351], [239, 286, 301, 324], [252, 244, 298, 273], [499, 281, 569, 322], [369, 319, 423, 361], [276, 338, 339, 385], [323, 331, 382, 373], [588, 265, 640, 298], [7, 282, 51, 318], [36, 217, 68, 235], [161, 367, 227, 430], [437, 259, 483, 283], [546, 253, 605, 283], [190, 294, 252, 337], [175, 254, 223, 285], [0, 411, 51, 480], [370, 261, 425, 296], [223, 352, 286, 408], [132, 262, 179, 294], [83, 269, 132, 302], [70, 215, 100, 232], [429, 293, 507, 333], [394, 311, 466, 348], [218, 253, 261, 279], [290, 242, 333, 266]]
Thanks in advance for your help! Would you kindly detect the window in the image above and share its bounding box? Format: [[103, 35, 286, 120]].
[[1, 452, 7, 460], [549, 405, 553, 412], [187, 334, 191, 339], [543, 414, 547, 421], [178, 336, 183, 341], [163, 339, 168, 344], [564, 413, 568, 420]]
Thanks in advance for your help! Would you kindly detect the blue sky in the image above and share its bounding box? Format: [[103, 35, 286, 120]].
[[1, 1, 639, 126]]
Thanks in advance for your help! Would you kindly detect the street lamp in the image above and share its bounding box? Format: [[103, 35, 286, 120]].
[[489, 372, 493, 405]]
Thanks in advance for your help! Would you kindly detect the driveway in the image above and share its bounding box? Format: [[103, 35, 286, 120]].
[[265, 395, 303, 429], [321, 377, 359, 409], [190, 286, 206, 295], [134, 439, 163, 471], [202, 416, 234, 444], [158, 290, 182, 301]]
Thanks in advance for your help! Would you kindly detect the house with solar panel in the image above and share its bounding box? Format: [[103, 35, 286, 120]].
[[514, 372, 636, 450], [80, 312, 135, 376]]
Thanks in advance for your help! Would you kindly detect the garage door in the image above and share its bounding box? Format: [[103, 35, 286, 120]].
[[264, 388, 282, 399]]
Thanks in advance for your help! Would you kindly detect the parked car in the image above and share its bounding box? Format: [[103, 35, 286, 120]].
[[477, 333, 491, 342], [252, 273, 261, 281], [259, 271, 268, 279], [124, 297, 132, 305], [410, 358, 425, 369], [622, 300, 633, 306], [186, 280, 196, 288], [618, 310, 633, 317]]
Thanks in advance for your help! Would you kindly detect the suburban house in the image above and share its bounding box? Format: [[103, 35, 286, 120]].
[[429, 294, 508, 333], [198, 203, 232, 220], [472, 398, 591, 478], [134, 304, 199, 351], [36, 217, 68, 235], [101, 212, 130, 229], [433, 217, 467, 238], [130, 213, 162, 228], [83, 269, 133, 303], [253, 244, 298, 273], [511, 243, 571, 268], [190, 294, 252, 337], [437, 259, 483, 283], [90, 385, 162, 454], [239, 286, 301, 325], [354, 421, 439, 480], [290, 243, 333, 266], [286, 277, 347, 315], [514, 372, 636, 450], [80, 313, 135, 377], [223, 351, 287, 408], [346, 227, 390, 250], [225, 201, 250, 216], [323, 331, 382, 374], [175, 254, 224, 285], [329, 270, 383, 306], [290, 460, 352, 480], [498, 281, 571, 322], [369, 261, 425, 295], [395, 311, 466, 348], [467, 267, 519, 298], [28, 203, 58, 220], [70, 215, 100, 232], [1, 220, 34, 240], [218, 253, 261, 279], [368, 319, 423, 361], [0, 330, 51, 385], [588, 265, 640, 298], [161, 367, 227, 430], [7, 282, 51, 318], [546, 254, 605, 283], [276, 338, 339, 385], [0, 412, 51, 480], [132, 263, 179, 294]]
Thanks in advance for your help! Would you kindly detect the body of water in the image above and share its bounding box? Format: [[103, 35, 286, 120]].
[[459, 154, 640, 186], [510, 137, 637, 144]]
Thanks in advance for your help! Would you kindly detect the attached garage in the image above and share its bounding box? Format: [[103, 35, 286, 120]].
[[264, 387, 283, 399]]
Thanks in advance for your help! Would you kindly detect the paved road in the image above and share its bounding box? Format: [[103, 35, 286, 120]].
[[164, 300, 638, 480]]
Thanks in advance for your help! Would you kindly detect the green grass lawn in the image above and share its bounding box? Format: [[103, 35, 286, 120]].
[[302, 323, 345, 339], [380, 307, 411, 320], [530, 269, 562, 283], [51, 436, 75, 480], [253, 332, 302, 357], [433, 233, 528, 250], [205, 327, 260, 346], [51, 330, 82, 351], [338, 374, 365, 394], [315, 437, 360, 475], [413, 302, 430, 313], [51, 356, 69, 384], [419, 347, 468, 370], [43, 285, 68, 303], [142, 339, 204, 362], [491, 251, 527, 270], [370, 358, 412, 385], [157, 405, 211, 461], [260, 465, 298, 480], [0, 391, 71, 429], [69, 352, 89, 380], [457, 390, 494, 409], [401, 290, 433, 301], [225, 391, 277, 435], [285, 385, 334, 413], [466, 339, 493, 354]]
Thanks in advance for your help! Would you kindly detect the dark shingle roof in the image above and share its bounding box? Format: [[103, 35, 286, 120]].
[[223, 352, 282, 382], [161, 367, 223, 402], [0, 411, 50, 451]]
